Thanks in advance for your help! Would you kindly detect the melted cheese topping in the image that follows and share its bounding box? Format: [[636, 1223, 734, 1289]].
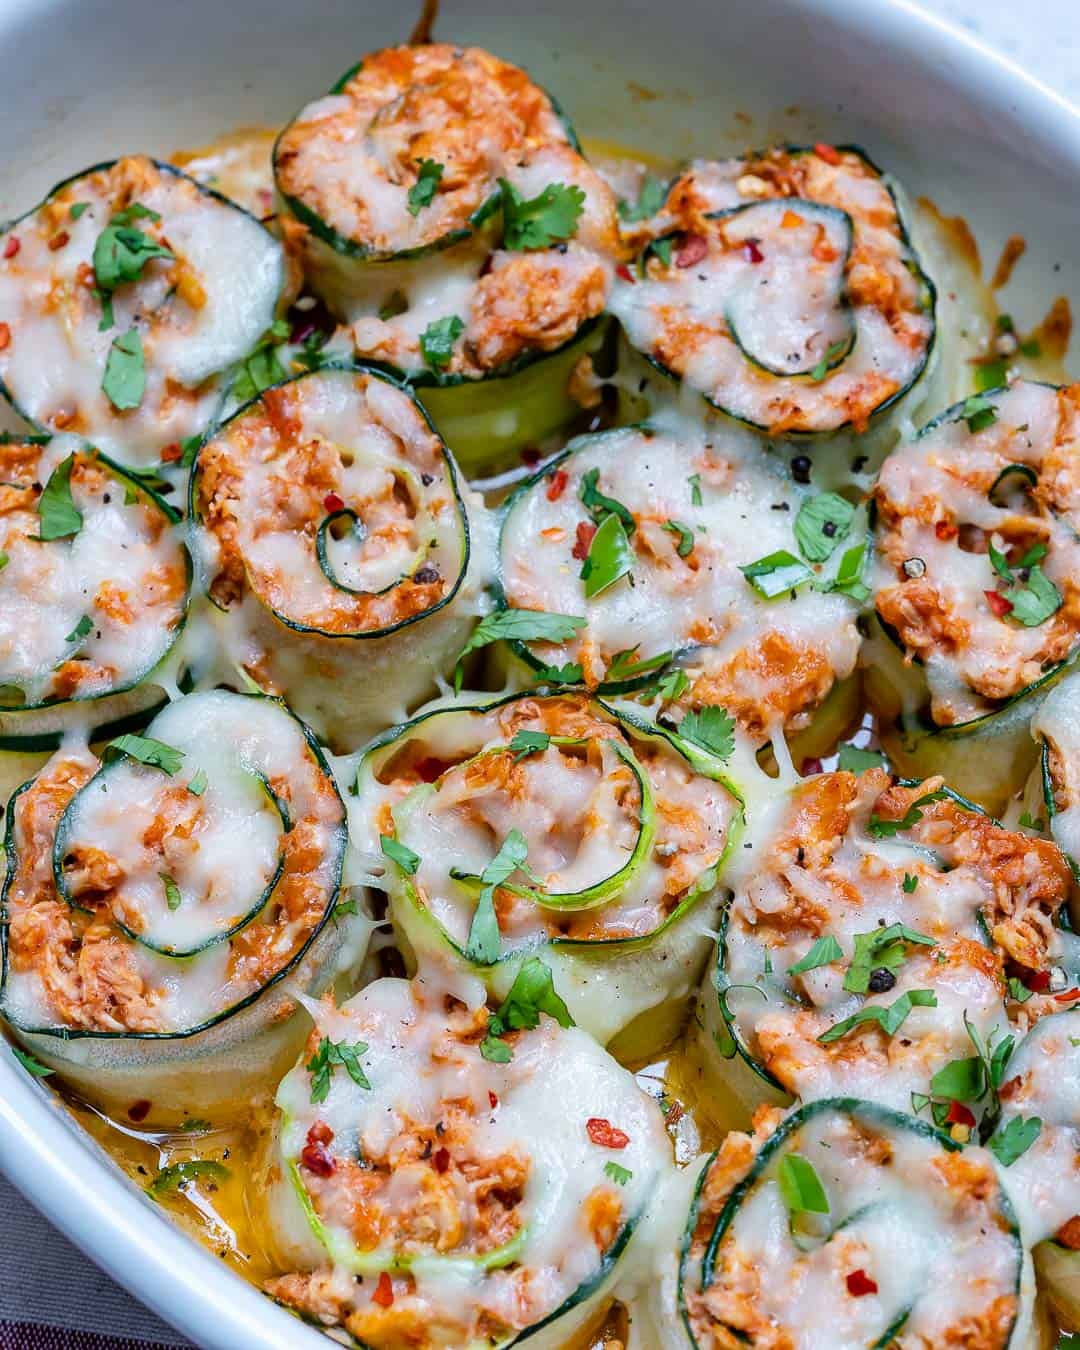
[[352, 693, 734, 949], [1, 690, 345, 1034], [609, 147, 934, 435], [721, 769, 1070, 1109], [344, 141, 619, 379], [1033, 671, 1080, 866], [498, 421, 860, 740], [193, 367, 466, 635], [275, 44, 571, 255], [0, 156, 285, 466], [264, 976, 668, 1350], [172, 128, 277, 219], [0, 436, 187, 708], [873, 380, 1080, 726], [997, 1009, 1080, 1246], [681, 1103, 1020, 1349]]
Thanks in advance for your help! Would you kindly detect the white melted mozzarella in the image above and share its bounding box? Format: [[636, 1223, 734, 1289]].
[[1032, 671, 1080, 866]]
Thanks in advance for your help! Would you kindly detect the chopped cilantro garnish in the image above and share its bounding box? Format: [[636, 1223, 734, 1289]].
[[500, 179, 585, 250], [777, 1153, 829, 1215], [606, 646, 672, 683], [617, 174, 666, 223], [988, 1115, 1042, 1167], [380, 834, 420, 875], [464, 830, 535, 964], [407, 159, 443, 216], [675, 705, 735, 762], [867, 789, 949, 838], [843, 924, 935, 994], [12, 1046, 53, 1078], [160, 873, 182, 911], [955, 393, 997, 433], [580, 512, 633, 598], [809, 339, 848, 383], [740, 549, 814, 598], [688, 473, 703, 506], [579, 468, 636, 536], [146, 1160, 229, 1199], [794, 492, 854, 563], [604, 1161, 632, 1185], [104, 733, 184, 776], [102, 327, 146, 410], [307, 1036, 371, 1103], [479, 956, 574, 1061], [663, 519, 695, 557], [902, 873, 918, 894], [788, 935, 843, 977], [36, 454, 83, 542], [453, 609, 586, 692], [93, 207, 173, 294], [837, 743, 887, 775], [420, 314, 465, 370], [187, 768, 208, 797], [64, 614, 93, 645], [818, 989, 937, 1043]]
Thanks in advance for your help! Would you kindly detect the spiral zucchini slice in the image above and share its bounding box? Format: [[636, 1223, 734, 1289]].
[[996, 1010, 1080, 1332], [0, 156, 287, 467], [349, 690, 741, 1056], [263, 974, 668, 1350], [0, 689, 357, 1120], [495, 420, 863, 747], [869, 381, 1080, 810], [190, 364, 491, 750], [0, 434, 190, 802], [699, 767, 1071, 1126], [273, 44, 619, 474], [610, 145, 935, 438], [650, 1098, 1024, 1350]]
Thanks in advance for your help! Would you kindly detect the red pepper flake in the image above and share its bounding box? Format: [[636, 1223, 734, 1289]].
[[984, 589, 1013, 618], [433, 1147, 450, 1172], [615, 263, 635, 283], [675, 233, 708, 268], [586, 1117, 630, 1149], [546, 468, 569, 502], [415, 756, 448, 783], [488, 1091, 499, 1109], [372, 1271, 394, 1307], [846, 1269, 878, 1297], [301, 1130, 336, 1177], [572, 521, 597, 561], [127, 1099, 152, 1123], [520, 447, 542, 467], [1026, 969, 1052, 992], [0, 323, 9, 353], [743, 239, 764, 264], [3, 236, 19, 259], [1055, 987, 1080, 1003], [49, 231, 70, 252], [160, 442, 183, 464], [801, 757, 823, 777], [935, 520, 958, 541], [815, 142, 842, 166], [945, 1100, 976, 1128], [323, 491, 344, 513]]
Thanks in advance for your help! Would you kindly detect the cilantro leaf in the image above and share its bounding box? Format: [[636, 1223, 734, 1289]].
[[479, 1020, 513, 1062], [929, 1055, 986, 1102], [688, 473, 703, 506], [579, 468, 636, 536], [740, 549, 814, 598], [605, 647, 672, 683], [902, 873, 918, 893], [822, 538, 871, 604], [809, 339, 849, 383], [794, 492, 854, 563], [777, 1153, 829, 1215], [407, 159, 443, 216], [818, 989, 938, 1043], [1006, 565, 1061, 628], [64, 614, 93, 645], [988, 1115, 1042, 1167], [102, 327, 146, 410], [187, 768, 208, 797], [380, 834, 420, 875], [307, 1036, 371, 1102], [104, 733, 185, 776], [663, 519, 695, 557], [420, 314, 465, 370], [69, 202, 90, 221], [477, 957, 574, 1062], [464, 830, 534, 964], [837, 743, 887, 775], [788, 935, 843, 976], [843, 923, 935, 994], [93, 211, 173, 293], [12, 1046, 53, 1078], [676, 705, 735, 762], [604, 1161, 632, 1185], [617, 174, 666, 223], [231, 333, 286, 403], [509, 730, 550, 762], [1007, 976, 1033, 1003], [454, 609, 586, 691], [867, 789, 949, 838], [160, 873, 182, 911], [500, 179, 585, 250], [955, 393, 997, 433], [146, 1160, 229, 1199], [580, 511, 633, 598], [36, 454, 83, 541]]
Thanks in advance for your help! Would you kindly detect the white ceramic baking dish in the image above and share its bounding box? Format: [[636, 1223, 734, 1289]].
[[0, 1, 1078, 1346]]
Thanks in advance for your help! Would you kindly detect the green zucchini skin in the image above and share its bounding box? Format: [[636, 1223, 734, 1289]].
[[0, 158, 287, 467], [350, 689, 743, 1058], [0, 691, 364, 1123], [0, 440, 193, 810], [188, 363, 492, 752], [674, 1098, 1024, 1350], [611, 144, 937, 441]]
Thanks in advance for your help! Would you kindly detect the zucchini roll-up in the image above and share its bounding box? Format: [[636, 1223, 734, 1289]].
[[274, 44, 619, 473], [610, 145, 935, 437], [0, 689, 355, 1119], [264, 975, 668, 1350], [191, 365, 491, 750], [870, 381, 1080, 809], [496, 421, 862, 747], [995, 1010, 1080, 1330], [0, 156, 287, 467], [350, 691, 741, 1055], [701, 768, 1070, 1121], [0, 435, 189, 800], [652, 1099, 1023, 1350]]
